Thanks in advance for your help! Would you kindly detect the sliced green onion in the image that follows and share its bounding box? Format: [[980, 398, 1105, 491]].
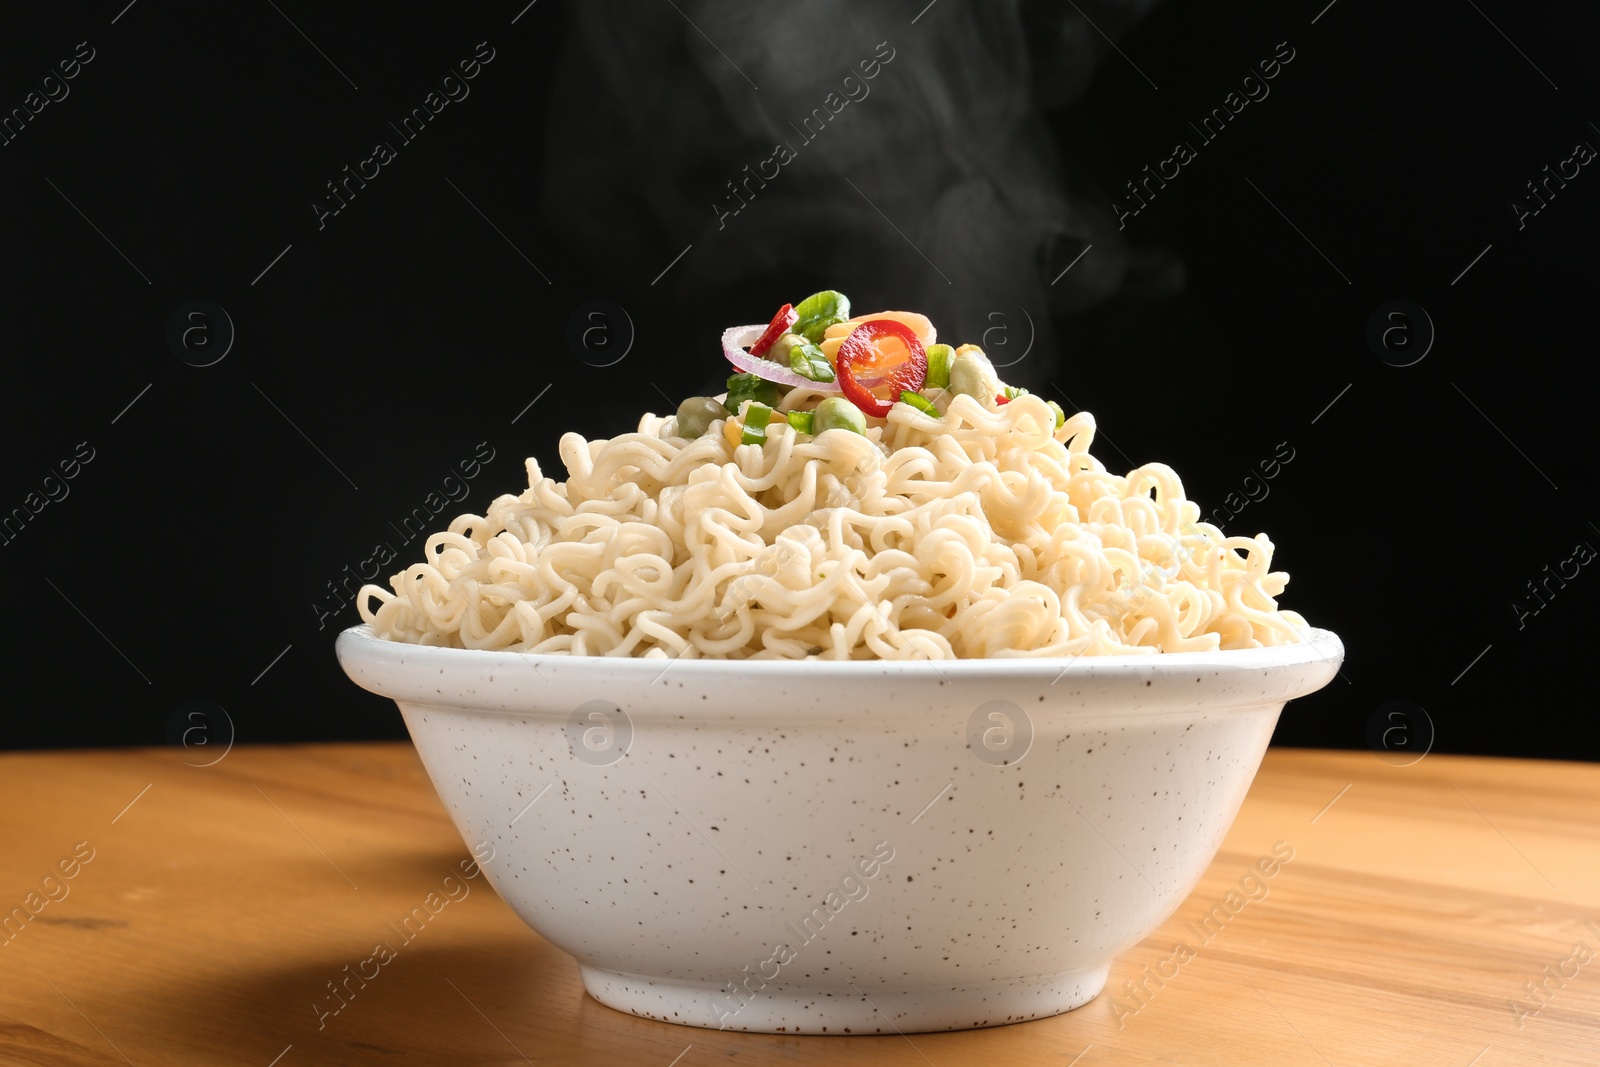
[[1003, 385, 1029, 400], [899, 391, 939, 416], [925, 343, 954, 390], [773, 333, 834, 382], [786, 410, 815, 434], [1046, 400, 1066, 429], [741, 403, 776, 445], [793, 290, 851, 344]]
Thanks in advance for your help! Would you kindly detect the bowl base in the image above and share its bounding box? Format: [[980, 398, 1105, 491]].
[[579, 963, 1111, 1034]]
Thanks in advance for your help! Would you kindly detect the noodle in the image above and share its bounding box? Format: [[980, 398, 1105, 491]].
[[358, 392, 1307, 659]]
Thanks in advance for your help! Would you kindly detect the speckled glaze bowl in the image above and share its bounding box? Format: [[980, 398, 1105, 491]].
[[336, 624, 1342, 1034]]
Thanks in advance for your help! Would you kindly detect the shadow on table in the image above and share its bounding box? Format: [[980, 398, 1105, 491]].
[[155, 933, 962, 1066], [156, 937, 585, 1066]]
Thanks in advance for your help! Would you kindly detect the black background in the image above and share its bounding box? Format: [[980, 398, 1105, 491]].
[[3, 1, 1594, 759]]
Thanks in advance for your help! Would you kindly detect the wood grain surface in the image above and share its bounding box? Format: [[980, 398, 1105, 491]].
[[1, 743, 1595, 1066]]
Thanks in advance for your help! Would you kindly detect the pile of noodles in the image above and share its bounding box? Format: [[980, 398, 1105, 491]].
[[358, 389, 1307, 659]]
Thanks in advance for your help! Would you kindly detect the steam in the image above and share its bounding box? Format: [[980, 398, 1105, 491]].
[[543, 0, 1177, 380]]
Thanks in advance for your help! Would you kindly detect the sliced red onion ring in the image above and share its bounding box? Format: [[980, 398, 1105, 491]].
[[721, 324, 843, 393]]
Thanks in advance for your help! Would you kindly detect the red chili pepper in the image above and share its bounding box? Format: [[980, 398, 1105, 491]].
[[836, 319, 928, 418], [995, 394, 1010, 405], [749, 303, 798, 357]]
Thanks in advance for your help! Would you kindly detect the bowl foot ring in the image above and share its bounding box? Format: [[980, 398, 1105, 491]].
[[579, 963, 1112, 1034]]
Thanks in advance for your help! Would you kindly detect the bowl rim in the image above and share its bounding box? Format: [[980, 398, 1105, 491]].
[[336, 622, 1343, 679]]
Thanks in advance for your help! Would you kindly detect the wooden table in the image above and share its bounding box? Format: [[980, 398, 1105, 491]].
[[2, 744, 1596, 1066]]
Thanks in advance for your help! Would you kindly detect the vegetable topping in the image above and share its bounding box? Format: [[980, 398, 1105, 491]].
[[835, 319, 928, 419]]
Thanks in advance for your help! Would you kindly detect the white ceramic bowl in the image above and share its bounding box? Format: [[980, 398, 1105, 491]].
[[337, 624, 1342, 1034]]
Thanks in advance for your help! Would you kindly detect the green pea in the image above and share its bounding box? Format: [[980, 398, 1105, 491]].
[[769, 333, 805, 361], [813, 397, 867, 436], [949, 348, 999, 401], [676, 396, 728, 440]]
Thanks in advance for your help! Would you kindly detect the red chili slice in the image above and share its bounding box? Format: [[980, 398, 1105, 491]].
[[995, 393, 1010, 405], [836, 320, 928, 418], [749, 303, 798, 357]]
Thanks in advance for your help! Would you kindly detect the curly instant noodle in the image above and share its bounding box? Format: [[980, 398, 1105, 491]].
[[358, 387, 1307, 659]]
